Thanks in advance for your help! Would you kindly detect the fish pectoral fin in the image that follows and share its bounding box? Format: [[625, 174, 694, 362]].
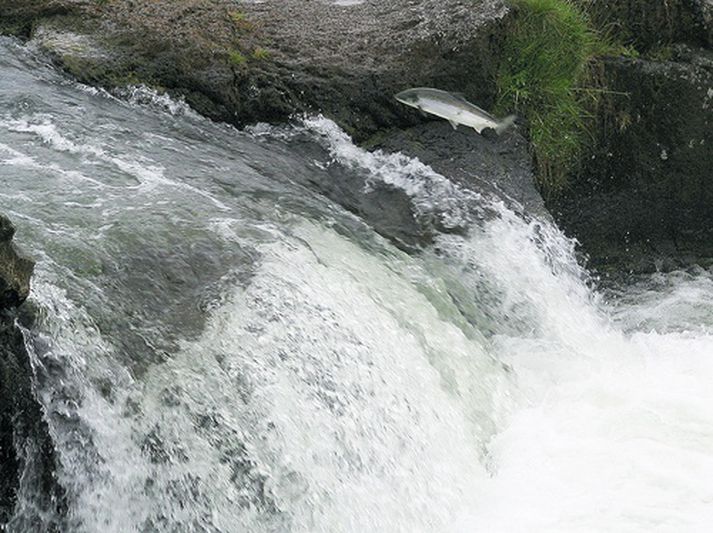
[[448, 119, 458, 130], [419, 110, 428, 118]]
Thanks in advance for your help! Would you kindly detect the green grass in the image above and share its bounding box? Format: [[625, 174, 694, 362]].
[[228, 49, 247, 66], [496, 0, 621, 191], [229, 10, 254, 30]]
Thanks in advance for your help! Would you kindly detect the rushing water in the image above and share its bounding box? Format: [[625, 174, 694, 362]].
[[2, 38, 713, 532]]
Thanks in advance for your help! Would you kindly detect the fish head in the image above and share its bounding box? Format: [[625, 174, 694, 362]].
[[394, 88, 422, 108]]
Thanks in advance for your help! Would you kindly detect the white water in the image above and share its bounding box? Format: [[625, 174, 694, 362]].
[[3, 40, 713, 532]]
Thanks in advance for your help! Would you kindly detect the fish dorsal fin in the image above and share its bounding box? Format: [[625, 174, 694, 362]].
[[451, 92, 468, 102]]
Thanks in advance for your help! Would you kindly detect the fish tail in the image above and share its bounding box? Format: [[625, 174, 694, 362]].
[[495, 114, 517, 135]]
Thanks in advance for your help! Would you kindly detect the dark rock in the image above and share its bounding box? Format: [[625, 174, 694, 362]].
[[238, 0, 513, 139], [0, 0, 513, 140], [0, 307, 66, 531], [0, 216, 65, 529], [549, 47, 713, 273], [576, 0, 713, 50], [375, 121, 544, 217], [0, 0, 85, 37], [0, 214, 34, 309]]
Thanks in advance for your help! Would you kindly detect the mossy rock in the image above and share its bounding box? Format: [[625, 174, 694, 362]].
[[548, 48, 713, 272]]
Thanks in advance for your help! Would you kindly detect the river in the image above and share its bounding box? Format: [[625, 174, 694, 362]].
[[2, 37, 713, 533]]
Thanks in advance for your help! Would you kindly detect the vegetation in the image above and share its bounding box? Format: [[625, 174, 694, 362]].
[[229, 10, 253, 31], [646, 44, 673, 62], [496, 0, 623, 192], [252, 47, 270, 60], [228, 49, 247, 66], [227, 11, 261, 68]]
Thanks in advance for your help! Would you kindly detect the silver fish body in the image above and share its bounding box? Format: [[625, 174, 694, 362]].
[[395, 87, 515, 135]]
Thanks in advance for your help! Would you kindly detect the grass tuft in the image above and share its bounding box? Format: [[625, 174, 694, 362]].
[[228, 49, 247, 66], [229, 10, 253, 31], [496, 0, 622, 192], [252, 47, 270, 60]]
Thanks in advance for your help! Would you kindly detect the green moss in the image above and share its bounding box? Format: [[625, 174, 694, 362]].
[[229, 11, 247, 22], [252, 47, 270, 60], [229, 10, 253, 31], [496, 0, 622, 191], [646, 44, 673, 62], [0, 20, 33, 39], [228, 49, 247, 66]]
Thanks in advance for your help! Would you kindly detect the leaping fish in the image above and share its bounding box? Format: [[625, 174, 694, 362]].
[[395, 87, 516, 135]]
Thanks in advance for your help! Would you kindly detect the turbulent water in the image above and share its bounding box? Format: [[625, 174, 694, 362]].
[[2, 38, 713, 533]]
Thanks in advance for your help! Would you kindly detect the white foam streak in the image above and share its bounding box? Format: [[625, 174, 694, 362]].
[[114, 85, 198, 117], [2, 117, 229, 209], [256, 115, 480, 228]]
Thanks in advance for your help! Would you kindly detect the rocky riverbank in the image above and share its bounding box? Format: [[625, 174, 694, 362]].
[[549, 45, 713, 273], [0, 0, 711, 273], [0, 215, 64, 530], [0, 0, 513, 140], [0, 1, 711, 528], [551, 0, 713, 273]]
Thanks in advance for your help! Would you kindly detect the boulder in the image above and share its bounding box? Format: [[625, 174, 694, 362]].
[[0, 214, 34, 309], [549, 46, 713, 272], [0, 215, 64, 529], [0, 308, 66, 531], [0, 0, 513, 139]]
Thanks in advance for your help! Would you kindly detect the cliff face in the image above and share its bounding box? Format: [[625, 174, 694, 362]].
[[549, 0, 713, 273]]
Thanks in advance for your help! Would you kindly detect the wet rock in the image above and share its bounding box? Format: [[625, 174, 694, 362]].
[[551, 1, 713, 273], [237, 0, 512, 139], [375, 121, 545, 217], [0, 0, 86, 37], [549, 47, 713, 273], [0, 0, 513, 140], [0, 215, 65, 529], [0, 308, 66, 531], [0, 214, 34, 308]]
